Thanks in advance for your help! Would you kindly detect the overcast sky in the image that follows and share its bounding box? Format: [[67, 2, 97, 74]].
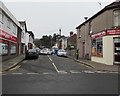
[[2, 0, 115, 38]]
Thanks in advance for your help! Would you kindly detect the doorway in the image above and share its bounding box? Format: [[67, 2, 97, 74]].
[[114, 38, 120, 64]]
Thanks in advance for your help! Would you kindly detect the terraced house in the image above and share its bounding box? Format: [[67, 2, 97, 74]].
[[76, 1, 120, 65], [0, 1, 35, 61]]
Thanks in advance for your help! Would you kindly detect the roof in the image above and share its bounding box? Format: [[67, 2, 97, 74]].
[[19, 21, 27, 32], [27, 31, 34, 39], [76, 1, 120, 29], [0, 1, 21, 28]]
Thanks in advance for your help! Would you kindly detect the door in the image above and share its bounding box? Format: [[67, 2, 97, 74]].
[[114, 38, 120, 64]]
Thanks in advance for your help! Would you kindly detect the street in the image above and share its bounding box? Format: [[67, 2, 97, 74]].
[[2, 55, 119, 94]]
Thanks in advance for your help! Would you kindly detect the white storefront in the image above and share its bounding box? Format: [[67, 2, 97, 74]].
[[91, 29, 120, 65]]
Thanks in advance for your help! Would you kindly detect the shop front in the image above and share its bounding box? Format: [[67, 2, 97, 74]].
[[91, 29, 120, 65], [0, 30, 17, 61]]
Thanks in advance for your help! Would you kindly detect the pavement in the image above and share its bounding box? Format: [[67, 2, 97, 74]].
[[68, 56, 119, 72], [0, 55, 25, 72]]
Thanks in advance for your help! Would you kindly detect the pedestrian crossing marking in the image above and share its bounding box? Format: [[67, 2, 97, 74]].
[[1, 70, 118, 75]]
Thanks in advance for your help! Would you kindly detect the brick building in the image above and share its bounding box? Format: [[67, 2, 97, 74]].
[[76, 1, 120, 65]]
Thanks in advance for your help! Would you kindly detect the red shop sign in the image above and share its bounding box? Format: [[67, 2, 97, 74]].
[[107, 29, 120, 35], [0, 30, 17, 42], [91, 31, 106, 39]]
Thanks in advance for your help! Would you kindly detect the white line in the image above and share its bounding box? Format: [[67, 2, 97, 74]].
[[95, 71, 107, 73], [70, 70, 82, 73], [109, 72, 118, 74], [12, 73, 23, 75], [83, 70, 95, 73], [26, 73, 39, 75], [47, 55, 52, 61], [58, 70, 68, 74], [43, 72, 50, 74], [52, 63, 59, 73]]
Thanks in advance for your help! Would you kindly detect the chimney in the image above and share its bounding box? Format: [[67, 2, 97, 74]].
[[70, 31, 73, 36], [84, 17, 88, 21]]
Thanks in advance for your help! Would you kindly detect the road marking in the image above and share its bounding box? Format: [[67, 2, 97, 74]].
[[26, 73, 39, 75], [9, 65, 21, 71], [109, 71, 118, 74], [95, 71, 107, 73], [52, 63, 59, 73], [58, 70, 67, 74], [43, 72, 50, 74], [83, 70, 95, 73], [12, 73, 23, 75], [47, 55, 53, 61], [70, 70, 82, 73]]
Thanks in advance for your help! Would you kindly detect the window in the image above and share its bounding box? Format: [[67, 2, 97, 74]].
[[7, 18, 10, 28], [114, 10, 120, 27], [92, 37, 103, 57], [0, 42, 8, 55], [13, 23, 16, 34], [10, 43, 16, 54]]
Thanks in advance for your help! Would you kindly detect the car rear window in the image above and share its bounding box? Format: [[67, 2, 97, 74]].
[[28, 49, 36, 52]]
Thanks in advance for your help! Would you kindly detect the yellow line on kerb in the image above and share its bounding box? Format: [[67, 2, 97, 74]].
[[0, 65, 21, 74], [78, 63, 94, 69], [8, 65, 21, 71]]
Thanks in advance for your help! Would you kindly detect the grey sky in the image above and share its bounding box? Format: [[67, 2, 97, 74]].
[[3, 1, 115, 38]]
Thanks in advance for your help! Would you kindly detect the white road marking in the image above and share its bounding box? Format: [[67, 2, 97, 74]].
[[83, 70, 95, 73], [95, 71, 107, 73], [58, 70, 68, 74], [43, 72, 50, 74], [47, 55, 53, 61], [26, 73, 39, 75], [12, 73, 23, 75], [108, 71, 118, 74], [70, 70, 82, 73], [52, 63, 59, 73]]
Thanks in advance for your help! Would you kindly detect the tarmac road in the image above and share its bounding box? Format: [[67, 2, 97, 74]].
[[2, 55, 119, 94]]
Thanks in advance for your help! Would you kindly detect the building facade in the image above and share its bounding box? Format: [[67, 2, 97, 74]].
[[0, 1, 22, 61], [76, 1, 120, 65]]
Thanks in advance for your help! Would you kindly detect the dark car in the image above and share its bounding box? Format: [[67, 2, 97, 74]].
[[25, 49, 39, 59]]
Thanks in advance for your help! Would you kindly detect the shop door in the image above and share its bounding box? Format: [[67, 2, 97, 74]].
[[114, 38, 120, 64]]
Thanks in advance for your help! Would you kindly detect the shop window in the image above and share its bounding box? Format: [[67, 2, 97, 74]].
[[10, 44, 16, 54], [0, 42, 8, 55], [92, 37, 103, 57], [114, 10, 120, 27]]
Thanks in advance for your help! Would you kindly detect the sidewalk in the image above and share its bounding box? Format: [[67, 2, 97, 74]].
[[0, 55, 25, 72], [68, 56, 119, 72]]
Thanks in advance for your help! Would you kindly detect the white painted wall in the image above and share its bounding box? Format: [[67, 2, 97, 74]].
[[92, 35, 120, 65], [20, 23, 26, 43], [25, 32, 29, 50], [61, 38, 68, 50]]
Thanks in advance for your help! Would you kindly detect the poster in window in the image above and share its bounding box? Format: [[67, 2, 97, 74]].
[[0, 42, 8, 55], [10, 44, 16, 54]]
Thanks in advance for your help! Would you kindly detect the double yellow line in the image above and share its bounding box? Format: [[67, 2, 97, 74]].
[[0, 65, 21, 74]]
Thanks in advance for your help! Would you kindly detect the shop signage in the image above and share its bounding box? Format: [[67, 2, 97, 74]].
[[91, 29, 120, 39], [0, 30, 17, 42], [107, 29, 120, 35], [91, 31, 106, 39]]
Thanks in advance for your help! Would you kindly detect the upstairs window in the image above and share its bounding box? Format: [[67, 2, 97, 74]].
[[114, 10, 120, 27], [7, 18, 11, 28]]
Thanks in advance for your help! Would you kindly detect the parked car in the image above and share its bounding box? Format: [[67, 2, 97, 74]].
[[35, 48, 40, 54], [57, 49, 67, 57], [39, 49, 48, 55], [25, 49, 39, 59]]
